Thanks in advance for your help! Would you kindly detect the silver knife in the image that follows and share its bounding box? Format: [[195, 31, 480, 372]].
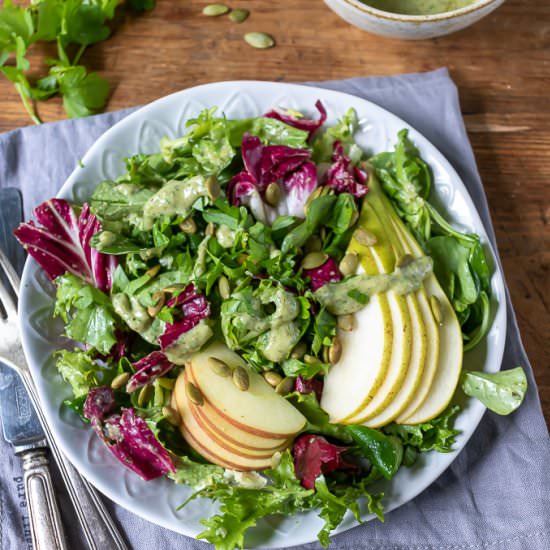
[[0, 187, 129, 550], [0, 364, 68, 550], [0, 188, 68, 550]]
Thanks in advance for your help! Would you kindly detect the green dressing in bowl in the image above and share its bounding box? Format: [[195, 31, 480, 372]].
[[360, 0, 477, 15]]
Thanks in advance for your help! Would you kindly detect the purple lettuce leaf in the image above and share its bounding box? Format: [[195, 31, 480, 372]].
[[97, 408, 176, 481], [126, 351, 174, 393], [159, 284, 211, 349], [83, 386, 116, 422], [292, 434, 354, 490], [264, 100, 327, 139], [303, 257, 342, 291], [295, 375, 324, 402], [324, 141, 368, 199], [228, 134, 318, 219], [14, 198, 117, 292]]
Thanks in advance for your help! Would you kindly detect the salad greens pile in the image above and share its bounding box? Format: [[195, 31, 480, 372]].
[[0, 0, 155, 123], [14, 101, 526, 549]]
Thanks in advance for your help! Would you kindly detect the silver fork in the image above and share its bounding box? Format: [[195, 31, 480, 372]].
[[0, 248, 129, 550]]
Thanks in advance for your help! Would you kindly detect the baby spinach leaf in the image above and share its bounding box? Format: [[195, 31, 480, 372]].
[[346, 425, 403, 480]]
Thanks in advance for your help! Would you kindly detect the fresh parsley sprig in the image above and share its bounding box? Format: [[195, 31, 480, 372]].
[[0, 0, 155, 124]]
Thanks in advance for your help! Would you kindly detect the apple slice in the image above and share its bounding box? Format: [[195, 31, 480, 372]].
[[176, 371, 290, 456], [188, 342, 306, 438], [175, 380, 275, 471]]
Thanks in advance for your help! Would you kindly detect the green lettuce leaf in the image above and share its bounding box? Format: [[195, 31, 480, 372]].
[[54, 348, 103, 397], [383, 405, 460, 453], [461, 367, 527, 415], [54, 273, 118, 354], [312, 107, 361, 163]]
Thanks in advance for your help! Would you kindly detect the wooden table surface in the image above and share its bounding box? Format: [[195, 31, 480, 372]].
[[1, 1, 549, 424]]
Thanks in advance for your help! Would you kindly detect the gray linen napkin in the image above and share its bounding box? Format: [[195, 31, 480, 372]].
[[1, 68, 549, 550]]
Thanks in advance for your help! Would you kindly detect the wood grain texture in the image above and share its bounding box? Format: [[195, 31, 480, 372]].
[[0, 0, 548, 424]]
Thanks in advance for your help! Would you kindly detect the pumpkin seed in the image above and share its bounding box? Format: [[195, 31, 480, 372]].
[[353, 228, 377, 247], [203, 3, 229, 16], [304, 354, 321, 365], [98, 230, 116, 247], [263, 370, 283, 387], [162, 405, 181, 426], [205, 222, 215, 236], [301, 251, 328, 270], [138, 384, 153, 407], [265, 182, 281, 206], [154, 382, 164, 407], [337, 314, 355, 332], [275, 376, 295, 396], [206, 176, 221, 201], [339, 252, 359, 276], [430, 295, 443, 325], [179, 217, 197, 234], [163, 283, 187, 293], [290, 342, 307, 359], [147, 290, 165, 317], [233, 366, 250, 391], [218, 275, 231, 300], [228, 8, 249, 22], [349, 210, 359, 228], [186, 381, 204, 406], [319, 227, 327, 241], [111, 372, 130, 390], [158, 377, 175, 390], [396, 254, 414, 268], [304, 235, 322, 254], [208, 357, 232, 377], [145, 264, 161, 278], [244, 32, 275, 49], [271, 451, 282, 469], [328, 337, 342, 364]]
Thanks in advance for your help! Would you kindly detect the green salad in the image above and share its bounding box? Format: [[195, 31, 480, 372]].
[[15, 101, 527, 549]]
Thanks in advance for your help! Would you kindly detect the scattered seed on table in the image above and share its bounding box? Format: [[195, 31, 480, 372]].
[[244, 32, 275, 49], [229, 8, 249, 23], [203, 4, 230, 16]]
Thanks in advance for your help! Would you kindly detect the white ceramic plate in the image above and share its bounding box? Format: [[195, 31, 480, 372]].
[[19, 81, 506, 548]]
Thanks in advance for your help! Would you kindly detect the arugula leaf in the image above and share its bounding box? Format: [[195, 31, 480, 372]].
[[227, 116, 309, 148], [461, 367, 527, 415], [281, 358, 328, 379], [90, 181, 155, 223], [346, 425, 403, 480], [54, 273, 118, 354], [286, 391, 352, 443], [383, 406, 460, 453]]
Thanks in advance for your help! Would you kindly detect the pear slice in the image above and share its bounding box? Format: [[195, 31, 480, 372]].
[[340, 201, 413, 424], [174, 385, 274, 471], [321, 199, 415, 424], [392, 214, 463, 424], [188, 342, 306, 438], [174, 372, 289, 452]]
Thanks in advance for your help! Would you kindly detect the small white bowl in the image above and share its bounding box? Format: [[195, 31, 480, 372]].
[[324, 0, 505, 39]]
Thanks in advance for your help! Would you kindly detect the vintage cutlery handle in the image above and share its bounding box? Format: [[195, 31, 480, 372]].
[[22, 449, 69, 550], [19, 371, 129, 550]]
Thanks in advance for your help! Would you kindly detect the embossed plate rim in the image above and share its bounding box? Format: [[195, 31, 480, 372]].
[[18, 81, 507, 547]]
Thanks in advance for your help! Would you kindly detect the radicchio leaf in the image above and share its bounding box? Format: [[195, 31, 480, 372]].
[[264, 100, 327, 139], [303, 257, 342, 291], [159, 284, 211, 349], [295, 375, 324, 402], [97, 408, 176, 481], [14, 198, 117, 292], [83, 386, 116, 422], [227, 134, 318, 221], [324, 141, 368, 198], [292, 434, 354, 490], [126, 351, 174, 393]]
